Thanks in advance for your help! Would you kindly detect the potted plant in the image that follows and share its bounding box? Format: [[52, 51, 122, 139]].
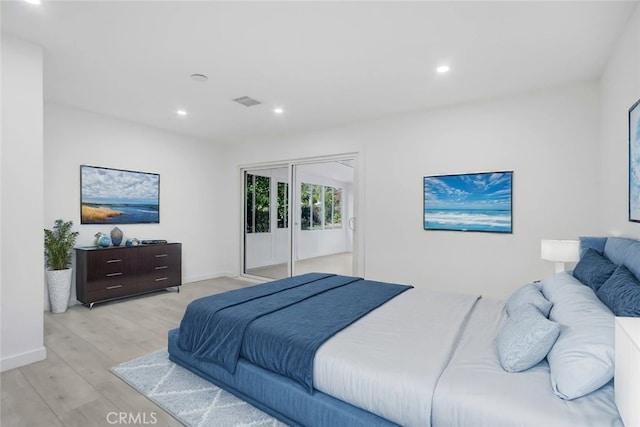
[[44, 219, 79, 313]]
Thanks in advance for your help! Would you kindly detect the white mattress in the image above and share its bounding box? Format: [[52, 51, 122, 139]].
[[431, 298, 623, 427], [313, 288, 480, 427]]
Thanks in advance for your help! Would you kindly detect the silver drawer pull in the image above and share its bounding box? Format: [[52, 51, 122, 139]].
[[106, 272, 123, 277], [155, 254, 168, 258], [155, 266, 168, 270], [106, 285, 123, 290], [155, 277, 168, 282], [107, 259, 122, 263]]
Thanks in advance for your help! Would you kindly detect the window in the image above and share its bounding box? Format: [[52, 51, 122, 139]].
[[246, 173, 270, 233], [324, 186, 342, 229], [277, 182, 288, 229], [301, 183, 342, 230]]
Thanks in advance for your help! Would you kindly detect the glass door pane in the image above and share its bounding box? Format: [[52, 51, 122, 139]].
[[292, 160, 355, 276], [243, 166, 290, 280]]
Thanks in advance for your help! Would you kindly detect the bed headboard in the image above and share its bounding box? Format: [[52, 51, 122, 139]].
[[580, 236, 640, 280]]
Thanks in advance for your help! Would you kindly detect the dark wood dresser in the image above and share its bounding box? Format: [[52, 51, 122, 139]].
[[75, 243, 182, 308]]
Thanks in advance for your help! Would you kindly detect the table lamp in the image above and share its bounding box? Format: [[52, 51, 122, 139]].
[[541, 239, 580, 273]]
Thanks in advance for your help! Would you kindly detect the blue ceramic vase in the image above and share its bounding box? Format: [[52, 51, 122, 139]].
[[110, 227, 123, 246]]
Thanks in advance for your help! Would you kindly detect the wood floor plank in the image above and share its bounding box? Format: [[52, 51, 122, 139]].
[[1, 369, 65, 427], [20, 349, 104, 416]]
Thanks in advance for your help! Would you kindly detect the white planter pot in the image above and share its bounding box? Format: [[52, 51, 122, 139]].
[[46, 269, 72, 313]]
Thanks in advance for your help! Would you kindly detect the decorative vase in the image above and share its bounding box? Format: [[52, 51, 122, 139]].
[[110, 227, 123, 246], [46, 269, 72, 313], [125, 238, 139, 247], [95, 232, 111, 248]]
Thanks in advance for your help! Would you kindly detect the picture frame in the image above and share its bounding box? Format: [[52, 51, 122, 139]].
[[423, 171, 513, 233], [629, 99, 640, 223], [80, 165, 160, 224]]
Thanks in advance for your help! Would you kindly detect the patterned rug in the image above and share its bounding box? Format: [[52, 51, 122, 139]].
[[110, 349, 286, 427]]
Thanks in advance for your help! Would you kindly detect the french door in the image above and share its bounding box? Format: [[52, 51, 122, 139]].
[[242, 156, 356, 280]]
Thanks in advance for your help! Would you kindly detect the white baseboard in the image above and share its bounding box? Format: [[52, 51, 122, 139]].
[[1, 346, 47, 372]]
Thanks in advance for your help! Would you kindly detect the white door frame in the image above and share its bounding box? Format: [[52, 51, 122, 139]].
[[239, 152, 363, 281]]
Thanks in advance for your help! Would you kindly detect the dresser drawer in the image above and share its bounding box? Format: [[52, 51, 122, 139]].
[[85, 280, 138, 302], [85, 248, 135, 282]]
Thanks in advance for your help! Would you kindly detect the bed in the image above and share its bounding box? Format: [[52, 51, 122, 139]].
[[168, 236, 640, 426]]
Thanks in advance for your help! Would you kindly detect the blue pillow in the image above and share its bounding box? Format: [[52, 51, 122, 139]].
[[604, 237, 635, 266], [572, 248, 617, 292], [505, 283, 552, 317], [596, 265, 640, 317], [579, 236, 607, 257], [497, 304, 560, 372], [542, 273, 614, 400]]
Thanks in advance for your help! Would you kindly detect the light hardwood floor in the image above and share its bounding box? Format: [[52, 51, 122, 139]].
[[246, 252, 353, 280], [1, 277, 253, 427]]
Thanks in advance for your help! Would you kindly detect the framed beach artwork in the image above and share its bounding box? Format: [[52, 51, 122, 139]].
[[423, 171, 513, 233], [630, 98, 640, 223], [80, 165, 160, 224]]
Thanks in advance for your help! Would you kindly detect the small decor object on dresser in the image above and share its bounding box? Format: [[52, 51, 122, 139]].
[[110, 227, 123, 246], [125, 237, 139, 247], [95, 232, 111, 247], [629, 98, 640, 222]]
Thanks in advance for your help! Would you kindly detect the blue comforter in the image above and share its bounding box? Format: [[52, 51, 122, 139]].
[[177, 273, 412, 392]]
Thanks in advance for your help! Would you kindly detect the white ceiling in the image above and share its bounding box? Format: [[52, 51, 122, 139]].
[[2, 1, 637, 144]]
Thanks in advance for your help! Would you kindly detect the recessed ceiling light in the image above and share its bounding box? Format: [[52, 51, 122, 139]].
[[190, 74, 208, 83], [24, 0, 41, 4], [273, 107, 284, 114], [436, 65, 450, 74], [176, 109, 187, 116]]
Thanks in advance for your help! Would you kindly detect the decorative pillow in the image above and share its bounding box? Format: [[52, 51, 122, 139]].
[[497, 304, 560, 372], [597, 265, 640, 317], [579, 236, 607, 257], [623, 241, 640, 280], [541, 273, 614, 400], [572, 248, 617, 292], [505, 283, 552, 317], [603, 237, 635, 266]]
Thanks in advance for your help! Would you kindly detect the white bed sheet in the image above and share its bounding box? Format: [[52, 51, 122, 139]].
[[313, 288, 480, 427], [431, 297, 623, 427]]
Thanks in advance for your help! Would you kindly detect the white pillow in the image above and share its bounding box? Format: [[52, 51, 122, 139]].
[[541, 273, 615, 400]]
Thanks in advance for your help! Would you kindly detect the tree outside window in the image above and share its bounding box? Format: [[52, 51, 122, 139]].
[[246, 173, 270, 233]]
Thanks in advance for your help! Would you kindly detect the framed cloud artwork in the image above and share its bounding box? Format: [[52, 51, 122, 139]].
[[423, 171, 513, 233], [80, 165, 160, 224]]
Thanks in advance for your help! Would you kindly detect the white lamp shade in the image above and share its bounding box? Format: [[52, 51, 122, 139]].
[[540, 239, 580, 262]]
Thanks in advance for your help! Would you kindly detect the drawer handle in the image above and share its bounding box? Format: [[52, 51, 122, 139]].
[[107, 259, 122, 263], [155, 277, 168, 282], [155, 266, 168, 270], [155, 254, 168, 258], [106, 272, 123, 277], [106, 285, 123, 290]]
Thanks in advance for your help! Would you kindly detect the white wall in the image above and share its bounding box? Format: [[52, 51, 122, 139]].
[[1, 36, 47, 372], [600, 4, 640, 239], [44, 103, 228, 307], [222, 82, 602, 298]]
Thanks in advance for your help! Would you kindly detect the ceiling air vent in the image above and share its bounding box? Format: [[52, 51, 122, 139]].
[[232, 96, 262, 107]]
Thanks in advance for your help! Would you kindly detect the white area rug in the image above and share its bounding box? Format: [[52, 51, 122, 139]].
[[111, 349, 286, 427]]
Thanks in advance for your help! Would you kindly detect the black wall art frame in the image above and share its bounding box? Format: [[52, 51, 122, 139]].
[[423, 171, 513, 233], [80, 165, 160, 224], [630, 99, 640, 223]]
